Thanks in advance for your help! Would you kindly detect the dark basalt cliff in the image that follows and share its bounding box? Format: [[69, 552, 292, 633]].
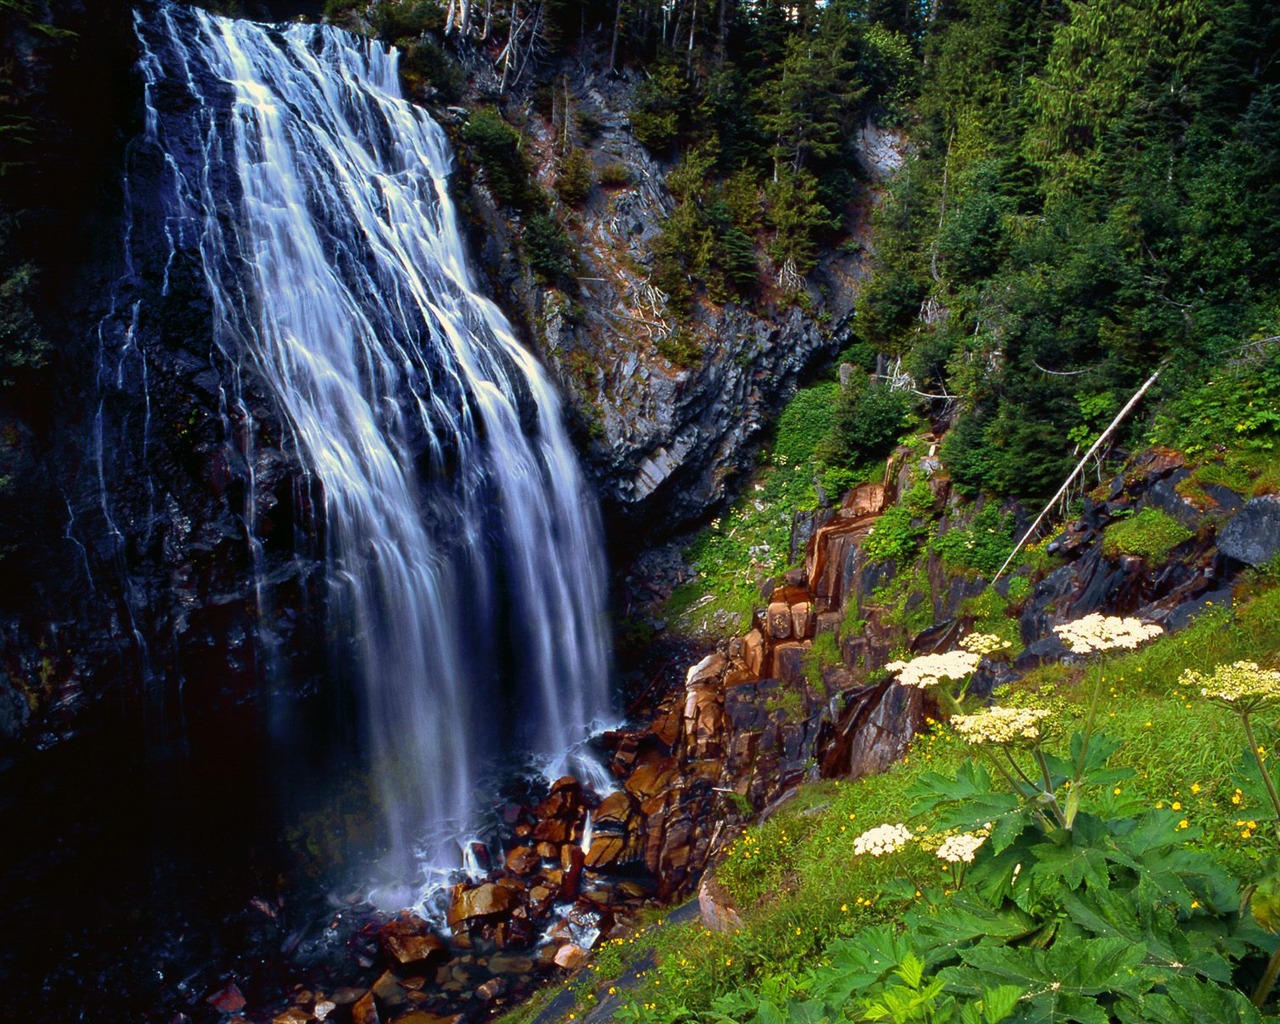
[[0, 0, 331, 750], [0, 3, 886, 751], [460, 61, 887, 540]]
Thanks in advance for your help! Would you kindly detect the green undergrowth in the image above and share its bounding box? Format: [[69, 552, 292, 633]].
[[1102, 507, 1195, 562], [559, 580, 1280, 1024], [667, 368, 916, 637]]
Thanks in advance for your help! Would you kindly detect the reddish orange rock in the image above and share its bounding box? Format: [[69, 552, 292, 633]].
[[379, 914, 446, 967], [351, 992, 380, 1024], [446, 882, 521, 927], [504, 845, 541, 875], [207, 983, 247, 1014]]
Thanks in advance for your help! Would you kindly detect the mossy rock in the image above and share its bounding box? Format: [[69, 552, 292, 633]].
[[1102, 506, 1194, 561]]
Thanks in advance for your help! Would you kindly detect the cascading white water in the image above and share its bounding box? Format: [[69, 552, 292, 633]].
[[132, 2, 612, 893]]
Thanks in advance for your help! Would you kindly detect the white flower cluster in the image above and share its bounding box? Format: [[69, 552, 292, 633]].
[[853, 823, 914, 857], [1053, 613, 1163, 654], [951, 705, 1051, 745], [885, 650, 981, 689], [1183, 661, 1280, 712], [936, 832, 986, 864], [960, 632, 1013, 656]]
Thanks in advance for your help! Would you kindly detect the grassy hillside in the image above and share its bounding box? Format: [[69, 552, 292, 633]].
[[509, 571, 1280, 1023]]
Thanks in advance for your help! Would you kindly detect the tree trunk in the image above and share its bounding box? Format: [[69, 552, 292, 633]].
[[608, 0, 623, 71]]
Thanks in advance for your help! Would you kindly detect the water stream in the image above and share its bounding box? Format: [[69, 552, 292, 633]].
[[130, 1, 613, 897]]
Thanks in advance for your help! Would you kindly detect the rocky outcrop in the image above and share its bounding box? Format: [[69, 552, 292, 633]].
[[462, 62, 884, 538]]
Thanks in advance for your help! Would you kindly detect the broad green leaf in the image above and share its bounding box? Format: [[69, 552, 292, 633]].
[[810, 925, 913, 1005], [904, 898, 1038, 968], [781, 998, 828, 1024], [946, 935, 1147, 999], [981, 985, 1026, 1024], [1113, 974, 1262, 1024]]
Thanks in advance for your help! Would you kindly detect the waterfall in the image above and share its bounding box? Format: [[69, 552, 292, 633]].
[[129, 2, 612, 891]]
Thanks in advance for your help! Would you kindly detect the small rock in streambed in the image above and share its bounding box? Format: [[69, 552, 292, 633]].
[[206, 982, 247, 1014], [378, 914, 447, 967]]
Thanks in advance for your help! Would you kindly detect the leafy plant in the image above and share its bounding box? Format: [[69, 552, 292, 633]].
[[933, 503, 1016, 578]]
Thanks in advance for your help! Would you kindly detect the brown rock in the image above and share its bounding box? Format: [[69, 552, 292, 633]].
[[767, 601, 793, 640], [742, 629, 766, 676], [446, 882, 521, 928], [536, 944, 561, 967], [352, 993, 380, 1024], [535, 840, 560, 859], [592, 791, 634, 829], [389, 1013, 463, 1024], [553, 943, 590, 970], [488, 953, 536, 974], [790, 602, 813, 639], [273, 1010, 312, 1024], [504, 845, 541, 875], [528, 884, 554, 913], [561, 844, 584, 898], [698, 871, 743, 933], [685, 652, 726, 687], [584, 834, 625, 868], [683, 684, 723, 759], [379, 915, 446, 967], [624, 759, 676, 800], [207, 983, 247, 1014], [773, 642, 807, 689], [610, 734, 640, 772], [371, 971, 407, 1006], [651, 707, 682, 747], [533, 817, 572, 844], [815, 612, 841, 635], [331, 988, 365, 1005], [477, 977, 507, 1002], [535, 777, 583, 819]]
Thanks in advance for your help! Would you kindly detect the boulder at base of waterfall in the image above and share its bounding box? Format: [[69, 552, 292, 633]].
[[446, 882, 521, 928], [352, 992, 381, 1024], [379, 915, 447, 967], [585, 834, 626, 868], [592, 790, 635, 829], [504, 845, 541, 876], [553, 943, 590, 969], [207, 982, 247, 1014]]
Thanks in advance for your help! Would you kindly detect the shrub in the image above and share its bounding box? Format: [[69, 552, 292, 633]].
[[461, 109, 540, 211], [1151, 347, 1280, 458], [655, 328, 701, 368], [523, 214, 574, 283], [818, 374, 913, 474], [773, 382, 840, 467], [863, 502, 928, 564], [555, 147, 593, 207], [932, 501, 1016, 577], [398, 38, 466, 102], [630, 61, 690, 153], [598, 162, 630, 188]]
